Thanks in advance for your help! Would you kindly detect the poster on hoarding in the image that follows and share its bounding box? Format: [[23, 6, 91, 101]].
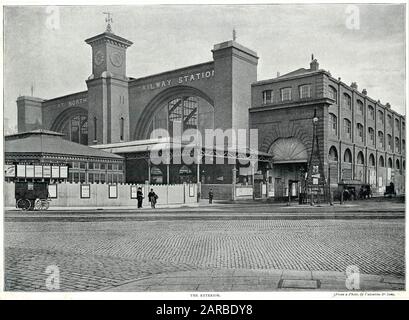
[[4, 165, 15, 177], [16, 164, 25, 177], [26, 165, 34, 178], [48, 184, 57, 198], [34, 165, 43, 178], [109, 184, 118, 198], [51, 166, 60, 178], [130, 185, 137, 199], [43, 165, 51, 178], [81, 184, 90, 198], [60, 166, 68, 178]]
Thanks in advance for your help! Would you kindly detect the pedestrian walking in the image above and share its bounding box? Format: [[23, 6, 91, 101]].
[[208, 188, 213, 204], [148, 188, 158, 208], [137, 187, 144, 208]]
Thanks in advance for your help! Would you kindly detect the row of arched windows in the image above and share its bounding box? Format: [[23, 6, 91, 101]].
[[328, 146, 405, 170]]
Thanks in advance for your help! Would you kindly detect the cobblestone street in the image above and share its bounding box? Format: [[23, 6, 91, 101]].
[[4, 207, 404, 291]]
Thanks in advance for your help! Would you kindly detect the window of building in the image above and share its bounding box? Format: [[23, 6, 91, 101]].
[[79, 162, 86, 170], [80, 172, 86, 183], [299, 84, 311, 99], [388, 158, 393, 168], [378, 110, 384, 125], [93, 117, 97, 141], [368, 127, 374, 145], [120, 117, 124, 141], [88, 173, 94, 183], [328, 146, 338, 161], [343, 93, 352, 110], [73, 172, 79, 183], [387, 114, 393, 127], [61, 115, 88, 145], [357, 152, 364, 165], [369, 154, 375, 167], [395, 119, 400, 133], [329, 113, 337, 135], [100, 163, 106, 170], [280, 87, 292, 101], [72, 162, 79, 169], [395, 137, 400, 153], [357, 100, 364, 115], [108, 164, 112, 170], [378, 131, 384, 148], [88, 162, 94, 170], [403, 139, 405, 153], [344, 148, 352, 163], [118, 164, 123, 171], [343, 118, 351, 139], [379, 156, 385, 167], [387, 134, 392, 150], [396, 159, 400, 170], [328, 86, 337, 103], [262, 90, 273, 104], [357, 123, 363, 142], [368, 105, 374, 120]]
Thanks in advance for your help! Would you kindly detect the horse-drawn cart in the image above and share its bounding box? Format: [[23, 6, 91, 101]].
[[15, 182, 50, 211]]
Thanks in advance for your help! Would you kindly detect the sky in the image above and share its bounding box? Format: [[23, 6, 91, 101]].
[[2, 4, 406, 131]]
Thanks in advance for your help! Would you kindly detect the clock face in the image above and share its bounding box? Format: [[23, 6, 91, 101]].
[[94, 50, 105, 66], [110, 52, 123, 67]]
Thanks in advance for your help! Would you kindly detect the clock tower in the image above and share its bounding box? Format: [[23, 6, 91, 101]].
[[85, 20, 133, 145], [85, 27, 133, 79]]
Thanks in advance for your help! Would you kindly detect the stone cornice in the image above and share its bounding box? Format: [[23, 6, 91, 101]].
[[85, 32, 133, 49]]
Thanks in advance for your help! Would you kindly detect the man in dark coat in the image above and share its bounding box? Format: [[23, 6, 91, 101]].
[[148, 188, 158, 208], [137, 187, 144, 208], [208, 188, 214, 204]]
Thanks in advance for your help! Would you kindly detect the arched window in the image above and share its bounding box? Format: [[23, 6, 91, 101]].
[[369, 154, 375, 166], [395, 119, 400, 133], [368, 127, 374, 145], [387, 134, 392, 150], [387, 114, 392, 127], [368, 105, 374, 120], [357, 100, 364, 115], [378, 131, 384, 148], [329, 113, 337, 134], [329, 146, 338, 161], [357, 151, 364, 165], [328, 86, 337, 103], [396, 159, 400, 170], [379, 155, 385, 167], [388, 158, 393, 168], [395, 137, 400, 153], [378, 110, 384, 125], [403, 161, 405, 171], [344, 148, 352, 163], [343, 93, 352, 110], [61, 115, 88, 145], [357, 123, 363, 142], [343, 118, 351, 139]]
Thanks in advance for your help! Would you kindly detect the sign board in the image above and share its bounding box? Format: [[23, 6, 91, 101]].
[[51, 166, 60, 178], [16, 165, 25, 177], [80, 184, 90, 198], [4, 165, 15, 177], [130, 185, 138, 199], [34, 165, 43, 178], [60, 166, 68, 178], [236, 187, 253, 197], [43, 166, 51, 178]]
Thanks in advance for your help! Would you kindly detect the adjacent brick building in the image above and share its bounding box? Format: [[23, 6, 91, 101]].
[[250, 58, 405, 196]]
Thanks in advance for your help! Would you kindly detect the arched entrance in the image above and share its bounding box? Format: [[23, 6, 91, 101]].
[[268, 137, 308, 199], [51, 107, 88, 145]]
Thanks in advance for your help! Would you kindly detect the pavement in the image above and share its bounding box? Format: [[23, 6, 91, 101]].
[[104, 268, 405, 292]]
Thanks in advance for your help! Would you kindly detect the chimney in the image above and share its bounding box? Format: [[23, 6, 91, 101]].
[[276, 71, 280, 78], [386, 103, 391, 109], [310, 58, 319, 71], [362, 89, 367, 95], [350, 82, 358, 90]]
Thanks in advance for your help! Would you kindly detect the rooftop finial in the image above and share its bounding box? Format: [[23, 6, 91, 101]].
[[311, 53, 314, 61], [103, 12, 113, 33], [233, 28, 237, 41]]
